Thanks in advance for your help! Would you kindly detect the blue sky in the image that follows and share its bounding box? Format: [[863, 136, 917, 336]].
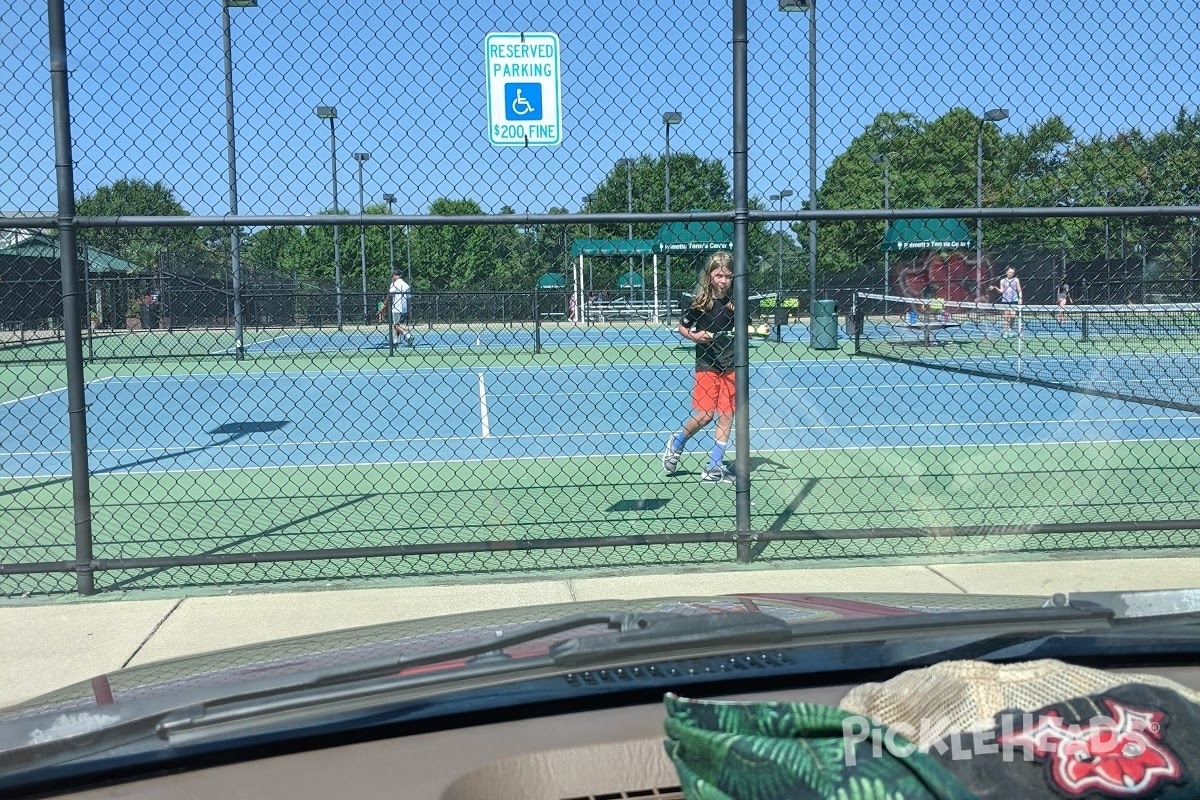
[[3, 0, 1197, 218]]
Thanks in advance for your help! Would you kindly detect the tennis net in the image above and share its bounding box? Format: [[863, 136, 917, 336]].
[[852, 292, 1200, 414]]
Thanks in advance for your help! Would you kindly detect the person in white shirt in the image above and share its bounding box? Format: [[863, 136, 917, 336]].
[[389, 268, 413, 347], [990, 267, 1023, 337]]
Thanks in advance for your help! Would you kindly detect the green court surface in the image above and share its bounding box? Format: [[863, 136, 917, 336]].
[[4, 440, 1197, 596]]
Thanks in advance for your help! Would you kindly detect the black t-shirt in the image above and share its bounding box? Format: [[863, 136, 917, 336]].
[[680, 295, 735, 372]]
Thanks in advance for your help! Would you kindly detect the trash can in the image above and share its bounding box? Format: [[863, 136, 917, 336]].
[[810, 299, 839, 350]]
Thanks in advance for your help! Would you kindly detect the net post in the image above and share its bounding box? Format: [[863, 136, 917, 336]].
[[532, 283, 542, 353], [853, 293, 863, 354], [1016, 305, 1025, 378]]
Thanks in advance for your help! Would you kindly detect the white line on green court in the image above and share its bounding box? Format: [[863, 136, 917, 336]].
[[6, 435, 1199, 481], [0, 375, 115, 407], [0, 386, 66, 408]]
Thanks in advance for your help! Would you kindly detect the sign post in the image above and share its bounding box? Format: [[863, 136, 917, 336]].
[[485, 32, 562, 147]]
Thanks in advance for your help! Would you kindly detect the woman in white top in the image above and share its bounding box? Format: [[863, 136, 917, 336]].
[[990, 267, 1022, 337], [1055, 277, 1071, 323]]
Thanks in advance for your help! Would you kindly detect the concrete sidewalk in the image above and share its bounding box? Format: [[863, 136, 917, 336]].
[[3, 555, 1199, 710]]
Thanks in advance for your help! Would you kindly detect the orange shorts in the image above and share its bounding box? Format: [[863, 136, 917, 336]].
[[692, 370, 735, 414]]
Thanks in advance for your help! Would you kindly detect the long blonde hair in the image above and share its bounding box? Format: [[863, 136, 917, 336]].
[[691, 251, 734, 312]]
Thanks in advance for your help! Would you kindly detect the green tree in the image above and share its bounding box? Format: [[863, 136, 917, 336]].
[[411, 198, 516, 290], [581, 153, 777, 290], [75, 178, 216, 275], [816, 109, 1056, 280], [586, 154, 731, 241]]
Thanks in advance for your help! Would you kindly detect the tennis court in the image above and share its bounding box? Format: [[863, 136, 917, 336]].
[[856, 294, 1200, 414], [0, 320, 820, 363], [3, 330, 1198, 594]]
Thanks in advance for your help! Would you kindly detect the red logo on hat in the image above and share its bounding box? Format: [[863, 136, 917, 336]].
[[999, 698, 1183, 796]]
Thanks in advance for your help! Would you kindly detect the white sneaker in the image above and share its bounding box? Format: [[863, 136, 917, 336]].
[[662, 437, 682, 475], [699, 466, 736, 485]]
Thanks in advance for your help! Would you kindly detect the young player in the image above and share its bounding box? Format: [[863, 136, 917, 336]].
[[662, 251, 737, 484]]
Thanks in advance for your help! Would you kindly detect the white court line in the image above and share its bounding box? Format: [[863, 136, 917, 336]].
[[492, 380, 1023, 400], [0, 375, 115, 409], [7, 434, 1200, 481], [217, 333, 291, 355], [5, 414, 1195, 459], [478, 372, 490, 438], [60, 367, 1200, 405], [92, 358, 856, 387], [0, 386, 67, 408]]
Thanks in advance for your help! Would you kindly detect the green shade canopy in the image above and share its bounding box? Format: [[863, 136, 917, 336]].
[[535, 272, 567, 289], [615, 272, 645, 289], [652, 220, 733, 254], [882, 217, 974, 253], [569, 238, 655, 257], [0, 232, 141, 274]]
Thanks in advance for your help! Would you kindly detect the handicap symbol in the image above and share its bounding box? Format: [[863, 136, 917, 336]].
[[512, 90, 535, 116], [504, 83, 542, 121]]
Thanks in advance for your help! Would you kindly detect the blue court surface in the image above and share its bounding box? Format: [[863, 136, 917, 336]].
[[220, 323, 812, 355], [3, 358, 1199, 480]]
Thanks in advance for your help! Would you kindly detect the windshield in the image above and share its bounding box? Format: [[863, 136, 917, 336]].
[[2, 0, 1199, 792]]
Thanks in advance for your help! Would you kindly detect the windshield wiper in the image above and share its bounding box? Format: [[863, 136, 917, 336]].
[[155, 610, 791, 740], [880, 590, 1200, 667], [0, 611, 642, 780], [159, 605, 1119, 744]]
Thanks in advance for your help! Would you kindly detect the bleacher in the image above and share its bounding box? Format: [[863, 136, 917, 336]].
[[583, 298, 671, 322]]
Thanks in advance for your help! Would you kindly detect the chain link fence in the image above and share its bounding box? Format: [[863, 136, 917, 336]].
[[2, 0, 1199, 595]]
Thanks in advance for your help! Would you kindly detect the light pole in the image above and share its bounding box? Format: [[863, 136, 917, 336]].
[[871, 153, 890, 295], [616, 157, 635, 302], [662, 111, 683, 213], [1134, 242, 1147, 301], [315, 105, 342, 331], [779, 0, 818, 316], [662, 111, 683, 317], [383, 191, 396, 286], [353, 151, 370, 321], [769, 189, 793, 342], [976, 108, 1008, 300], [581, 192, 595, 307], [405, 216, 413, 290], [222, 0, 256, 360]]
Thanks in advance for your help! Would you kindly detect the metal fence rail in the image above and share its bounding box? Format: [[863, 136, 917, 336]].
[[2, 0, 1199, 595]]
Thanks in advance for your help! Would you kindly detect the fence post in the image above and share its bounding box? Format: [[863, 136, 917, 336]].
[[1080, 278, 1089, 341], [853, 293, 863, 354], [49, 0, 95, 595], [533, 284, 542, 353]]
